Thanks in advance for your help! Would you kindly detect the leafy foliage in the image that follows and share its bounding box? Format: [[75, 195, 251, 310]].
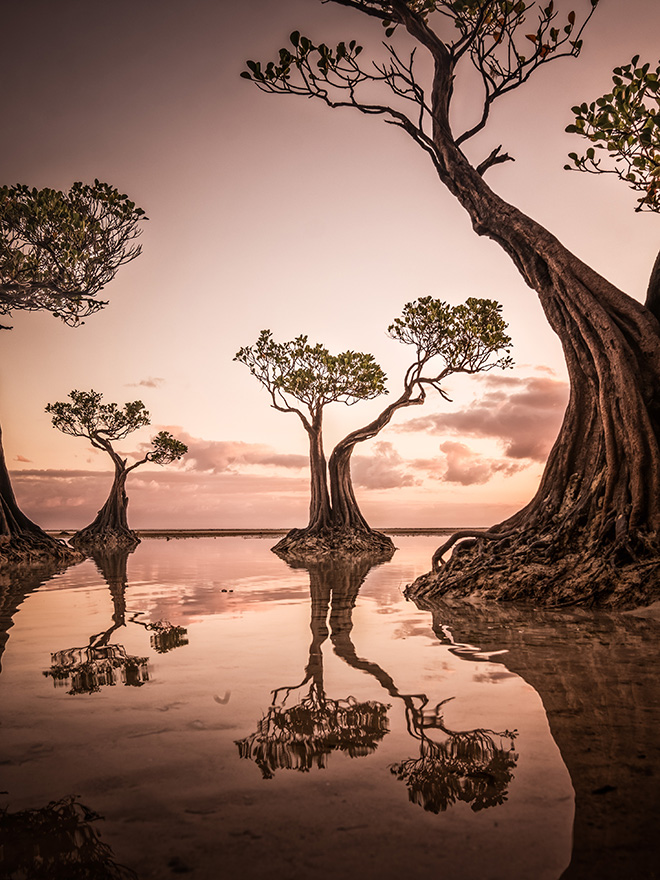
[[388, 295, 513, 377], [46, 390, 151, 442], [235, 330, 388, 419], [46, 390, 187, 469], [0, 180, 145, 326], [565, 56, 660, 211], [242, 1, 599, 163]]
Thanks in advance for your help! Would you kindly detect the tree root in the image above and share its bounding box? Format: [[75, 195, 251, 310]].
[[273, 527, 395, 563], [0, 531, 83, 570], [70, 527, 140, 555], [410, 525, 660, 609]]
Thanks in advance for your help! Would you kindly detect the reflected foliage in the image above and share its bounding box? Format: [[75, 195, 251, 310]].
[[0, 796, 136, 880], [45, 642, 149, 696], [390, 703, 517, 813], [42, 549, 187, 695], [236, 556, 390, 778], [236, 690, 389, 779], [303, 556, 518, 813]]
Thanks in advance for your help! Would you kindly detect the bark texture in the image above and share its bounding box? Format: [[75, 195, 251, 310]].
[[0, 424, 81, 567], [406, 105, 660, 607], [70, 464, 139, 553], [273, 412, 396, 560]]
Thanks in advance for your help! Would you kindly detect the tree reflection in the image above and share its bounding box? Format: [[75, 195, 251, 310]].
[[0, 795, 137, 879], [0, 560, 71, 675], [263, 556, 518, 813], [43, 549, 187, 695], [236, 557, 390, 778]]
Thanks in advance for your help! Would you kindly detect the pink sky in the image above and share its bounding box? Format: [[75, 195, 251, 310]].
[[1, 0, 659, 529]]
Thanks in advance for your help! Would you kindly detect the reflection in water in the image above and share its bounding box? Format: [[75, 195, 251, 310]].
[[236, 557, 391, 778], [43, 549, 187, 695], [307, 556, 518, 814], [389, 705, 517, 814], [0, 561, 71, 674], [239, 554, 518, 816], [417, 597, 660, 879], [0, 796, 137, 880]]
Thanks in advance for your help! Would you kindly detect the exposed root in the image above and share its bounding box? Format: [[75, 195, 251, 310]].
[[273, 527, 395, 563], [70, 527, 140, 555], [408, 524, 660, 609], [0, 531, 83, 569]]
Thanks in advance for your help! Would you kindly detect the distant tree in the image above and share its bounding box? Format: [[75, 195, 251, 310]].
[[0, 180, 145, 565], [329, 297, 512, 535], [46, 390, 187, 552], [242, 1, 660, 606], [235, 332, 387, 538], [237, 297, 511, 558]]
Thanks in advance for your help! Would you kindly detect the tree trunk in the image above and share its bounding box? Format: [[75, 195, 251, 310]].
[[0, 422, 81, 567], [306, 418, 333, 534], [409, 115, 660, 606], [272, 415, 336, 558], [329, 386, 424, 532], [71, 463, 139, 553]]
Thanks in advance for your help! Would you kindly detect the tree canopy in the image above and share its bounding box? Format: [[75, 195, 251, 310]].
[[235, 331, 387, 422], [46, 390, 187, 467], [0, 180, 145, 328]]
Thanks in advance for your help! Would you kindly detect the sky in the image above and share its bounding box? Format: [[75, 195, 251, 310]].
[[1, 0, 659, 529]]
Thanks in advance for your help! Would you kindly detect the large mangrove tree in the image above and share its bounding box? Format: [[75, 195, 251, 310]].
[[242, 0, 660, 606]]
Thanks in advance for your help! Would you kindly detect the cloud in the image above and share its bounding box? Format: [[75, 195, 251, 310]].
[[399, 373, 568, 462], [436, 441, 524, 486], [14, 454, 32, 463], [351, 442, 418, 489], [126, 377, 165, 388], [148, 431, 308, 474]]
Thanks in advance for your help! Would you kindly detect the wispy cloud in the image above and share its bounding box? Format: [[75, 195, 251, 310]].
[[126, 377, 166, 389]]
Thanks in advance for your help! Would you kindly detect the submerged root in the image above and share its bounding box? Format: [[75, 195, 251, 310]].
[[273, 527, 395, 563]]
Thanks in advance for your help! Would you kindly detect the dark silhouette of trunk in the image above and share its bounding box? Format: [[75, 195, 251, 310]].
[[329, 384, 424, 533], [71, 458, 139, 553], [0, 424, 80, 566], [419, 598, 660, 879], [408, 93, 660, 606]]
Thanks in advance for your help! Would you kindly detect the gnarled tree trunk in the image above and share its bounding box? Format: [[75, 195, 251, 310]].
[[327, 386, 426, 555], [0, 424, 81, 567], [71, 461, 139, 553], [409, 125, 660, 606]]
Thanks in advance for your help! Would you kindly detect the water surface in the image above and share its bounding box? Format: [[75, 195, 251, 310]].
[[1, 536, 658, 879]]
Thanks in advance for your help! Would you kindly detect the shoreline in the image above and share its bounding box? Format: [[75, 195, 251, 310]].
[[47, 527, 468, 540]]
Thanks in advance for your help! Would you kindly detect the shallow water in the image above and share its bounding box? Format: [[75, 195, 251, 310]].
[[0, 536, 658, 879]]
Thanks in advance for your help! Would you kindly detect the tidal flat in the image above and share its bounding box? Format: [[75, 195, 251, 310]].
[[1, 535, 658, 879]]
